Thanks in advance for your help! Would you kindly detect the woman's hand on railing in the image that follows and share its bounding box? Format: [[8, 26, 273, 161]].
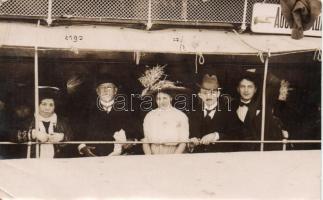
[[187, 137, 199, 152], [17, 130, 28, 142], [48, 133, 64, 143], [31, 129, 49, 143], [189, 137, 200, 146]]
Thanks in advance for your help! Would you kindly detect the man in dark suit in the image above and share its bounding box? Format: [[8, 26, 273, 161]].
[[189, 74, 232, 153], [230, 73, 262, 151], [78, 74, 138, 157], [230, 72, 286, 151]]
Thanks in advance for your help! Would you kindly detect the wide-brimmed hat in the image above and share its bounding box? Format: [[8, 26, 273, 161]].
[[197, 74, 220, 90], [38, 86, 60, 103], [139, 65, 188, 97], [142, 80, 188, 97]]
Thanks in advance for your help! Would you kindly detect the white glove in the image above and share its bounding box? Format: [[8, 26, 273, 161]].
[[113, 129, 126, 142], [282, 130, 289, 139]]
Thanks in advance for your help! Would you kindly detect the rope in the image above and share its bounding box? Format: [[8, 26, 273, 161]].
[[313, 48, 321, 62], [257, 51, 265, 63], [195, 52, 205, 73], [232, 29, 320, 60], [232, 29, 269, 63], [0, 140, 320, 145]]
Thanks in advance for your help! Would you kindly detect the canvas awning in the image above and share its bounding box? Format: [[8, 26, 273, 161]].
[[0, 22, 320, 55]]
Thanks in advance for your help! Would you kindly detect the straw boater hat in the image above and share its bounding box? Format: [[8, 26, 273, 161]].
[[197, 74, 220, 90], [138, 65, 187, 97]]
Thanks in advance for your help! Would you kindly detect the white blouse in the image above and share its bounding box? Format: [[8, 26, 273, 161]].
[[143, 107, 189, 154]]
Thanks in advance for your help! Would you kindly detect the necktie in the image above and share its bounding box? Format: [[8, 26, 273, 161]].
[[205, 109, 215, 119]]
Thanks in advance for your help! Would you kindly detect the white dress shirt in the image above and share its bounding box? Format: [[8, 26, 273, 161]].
[[236, 100, 251, 122], [99, 100, 114, 113]]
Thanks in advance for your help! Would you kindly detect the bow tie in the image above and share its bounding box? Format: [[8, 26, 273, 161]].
[[239, 102, 250, 107]]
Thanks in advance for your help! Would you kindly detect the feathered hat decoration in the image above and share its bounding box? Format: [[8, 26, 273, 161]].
[[138, 64, 187, 96]]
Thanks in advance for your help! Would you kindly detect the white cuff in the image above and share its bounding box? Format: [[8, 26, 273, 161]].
[[108, 144, 122, 156], [213, 132, 220, 142], [78, 143, 86, 154]]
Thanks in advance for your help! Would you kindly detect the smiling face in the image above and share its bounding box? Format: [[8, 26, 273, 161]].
[[237, 79, 257, 102], [156, 92, 172, 109], [39, 98, 55, 118], [96, 83, 118, 103], [198, 88, 220, 107]]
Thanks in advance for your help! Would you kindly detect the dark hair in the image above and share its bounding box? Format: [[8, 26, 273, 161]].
[[39, 96, 56, 105], [155, 90, 175, 100], [237, 74, 258, 88]]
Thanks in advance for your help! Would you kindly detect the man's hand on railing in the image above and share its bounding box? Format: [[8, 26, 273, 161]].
[[122, 138, 137, 150], [200, 132, 220, 145], [282, 130, 289, 139], [113, 129, 126, 142], [80, 146, 97, 157]]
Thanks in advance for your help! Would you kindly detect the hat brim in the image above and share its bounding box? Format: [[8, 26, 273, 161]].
[[195, 83, 219, 90], [39, 86, 60, 102], [95, 74, 121, 88], [142, 86, 189, 97]]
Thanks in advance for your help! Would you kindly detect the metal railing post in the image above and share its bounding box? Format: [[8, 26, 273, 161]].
[[34, 21, 40, 158], [260, 55, 270, 151], [147, 0, 152, 30], [46, 0, 53, 26], [240, 0, 248, 32]]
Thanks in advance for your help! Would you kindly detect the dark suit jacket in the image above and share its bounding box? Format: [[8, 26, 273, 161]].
[[229, 99, 284, 151], [84, 104, 137, 156], [229, 99, 261, 151], [189, 99, 233, 153], [22, 117, 73, 158]]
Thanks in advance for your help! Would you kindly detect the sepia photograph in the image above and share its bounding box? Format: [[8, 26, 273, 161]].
[[0, 0, 321, 199]]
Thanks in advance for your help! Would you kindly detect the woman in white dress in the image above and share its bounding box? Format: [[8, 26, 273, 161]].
[[139, 65, 189, 154]]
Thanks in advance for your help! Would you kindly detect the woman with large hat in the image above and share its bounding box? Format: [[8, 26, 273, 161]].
[[27, 86, 73, 158], [139, 65, 189, 154]]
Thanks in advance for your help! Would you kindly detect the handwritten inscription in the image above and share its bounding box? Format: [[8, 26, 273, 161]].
[[65, 35, 84, 43]]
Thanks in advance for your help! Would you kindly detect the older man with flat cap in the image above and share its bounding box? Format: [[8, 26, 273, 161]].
[[188, 74, 232, 153]]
